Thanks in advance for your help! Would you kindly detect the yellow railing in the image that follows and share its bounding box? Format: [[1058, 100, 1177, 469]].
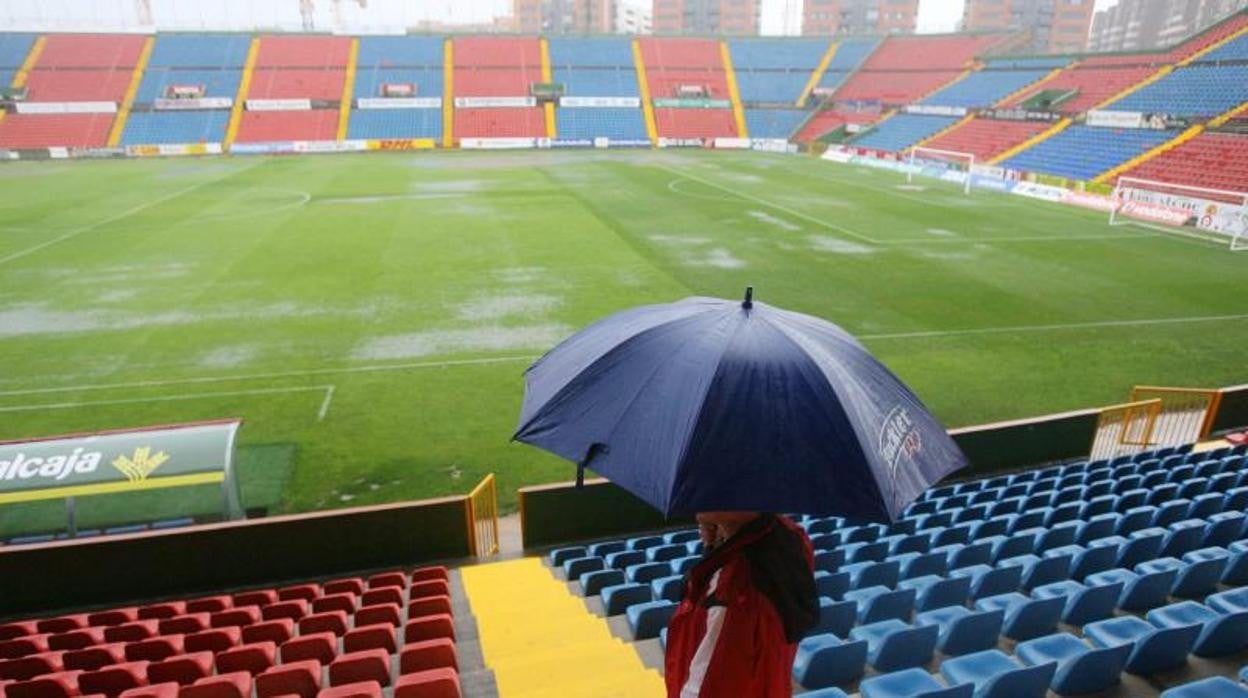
[[1090, 399, 1163, 461], [1130, 386, 1222, 442], [466, 473, 500, 558]]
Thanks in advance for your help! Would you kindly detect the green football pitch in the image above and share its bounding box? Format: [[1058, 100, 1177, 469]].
[[1, 150, 1245, 533]]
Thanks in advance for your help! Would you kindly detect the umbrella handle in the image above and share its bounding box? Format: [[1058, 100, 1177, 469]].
[[577, 443, 605, 489]]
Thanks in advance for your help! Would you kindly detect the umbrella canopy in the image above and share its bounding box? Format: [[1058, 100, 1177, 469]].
[[514, 289, 967, 521]]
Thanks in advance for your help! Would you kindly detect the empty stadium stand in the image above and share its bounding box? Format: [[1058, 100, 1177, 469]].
[[452, 37, 545, 140], [920, 118, 1053, 163], [814, 38, 880, 96], [1001, 125, 1178, 182], [548, 37, 647, 142], [852, 114, 961, 153], [545, 443, 1248, 697], [121, 34, 249, 146], [1110, 64, 1248, 117], [348, 37, 444, 142], [730, 38, 827, 105], [832, 34, 1003, 106], [922, 69, 1051, 109], [1115, 131, 1248, 194], [638, 37, 738, 140], [796, 109, 880, 142], [745, 109, 808, 139], [1006, 65, 1156, 114], [235, 35, 349, 145]]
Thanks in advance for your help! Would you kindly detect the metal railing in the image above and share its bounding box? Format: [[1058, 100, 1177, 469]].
[[1090, 398, 1163, 461], [1090, 386, 1223, 460], [466, 473, 500, 558]]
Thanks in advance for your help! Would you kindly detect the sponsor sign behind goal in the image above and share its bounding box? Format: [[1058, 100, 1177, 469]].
[[0, 421, 242, 511]]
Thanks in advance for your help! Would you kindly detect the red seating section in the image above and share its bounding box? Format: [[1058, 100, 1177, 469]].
[[637, 38, 736, 139], [254, 37, 352, 69], [235, 111, 338, 142], [1117, 132, 1248, 194], [834, 71, 962, 106], [795, 109, 878, 142], [23, 70, 133, 102], [0, 567, 460, 698], [36, 35, 146, 68], [247, 70, 346, 101], [453, 108, 545, 139], [0, 114, 114, 148], [653, 109, 737, 139], [1007, 65, 1155, 114], [830, 34, 1002, 106], [922, 118, 1051, 161], [453, 37, 540, 68], [1164, 12, 1248, 62]]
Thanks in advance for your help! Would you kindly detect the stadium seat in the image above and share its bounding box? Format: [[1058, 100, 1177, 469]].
[[898, 574, 971, 612], [600, 583, 651, 616], [179, 672, 252, 698], [1160, 677, 1248, 697], [1015, 632, 1129, 695], [318, 681, 383, 698], [398, 639, 456, 675], [356, 604, 403, 628], [146, 652, 213, 686], [1147, 602, 1248, 657], [814, 571, 850, 600], [281, 633, 337, 665], [242, 619, 295, 646], [65, 644, 125, 671], [119, 682, 179, 698], [580, 569, 625, 597], [255, 660, 322, 698], [393, 667, 460, 698], [849, 619, 938, 672], [1031, 579, 1122, 626], [1084, 614, 1199, 674], [915, 606, 1004, 656], [214, 641, 276, 676], [808, 598, 856, 639], [79, 661, 149, 698], [974, 592, 1063, 641], [343, 625, 395, 655], [328, 649, 391, 687], [403, 616, 454, 645], [791, 634, 868, 689], [844, 586, 914, 625], [950, 564, 1022, 600], [626, 601, 677, 640], [999, 553, 1071, 591], [858, 668, 972, 698], [1136, 555, 1224, 598], [5, 670, 83, 698], [940, 649, 1057, 698], [1086, 567, 1176, 611]]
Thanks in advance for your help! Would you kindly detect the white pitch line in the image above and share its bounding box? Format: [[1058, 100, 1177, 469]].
[[883, 233, 1159, 244], [317, 385, 336, 422], [0, 385, 333, 414], [655, 164, 882, 244], [858, 312, 1248, 341], [0, 355, 536, 397], [0, 178, 222, 267]]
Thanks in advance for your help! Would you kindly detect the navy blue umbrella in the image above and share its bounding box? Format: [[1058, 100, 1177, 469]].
[[514, 289, 967, 521]]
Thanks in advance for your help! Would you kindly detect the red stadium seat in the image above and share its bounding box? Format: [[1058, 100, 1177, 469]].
[[123, 639, 183, 664], [260, 602, 308, 624], [85, 612, 136, 630], [310, 596, 355, 616], [181, 630, 238, 657], [231, 592, 276, 610], [407, 597, 452, 621], [64, 645, 125, 672], [49, 630, 106, 652], [6, 670, 83, 698], [0, 624, 38, 643], [103, 623, 157, 646], [183, 600, 230, 616], [365, 573, 406, 591], [341, 626, 394, 656], [78, 661, 148, 698], [135, 607, 182, 624], [297, 614, 347, 639], [398, 640, 456, 676], [0, 654, 65, 681], [359, 589, 401, 610], [276, 586, 319, 604], [36, 619, 86, 637], [409, 568, 448, 585], [145, 653, 212, 687], [208, 610, 259, 631], [0, 638, 50, 662], [241, 621, 294, 647], [178, 672, 251, 698], [327, 650, 389, 688], [392, 669, 459, 698], [213, 643, 275, 677], [407, 582, 449, 603], [157, 618, 208, 638], [402, 616, 454, 645], [316, 681, 381, 698], [320, 581, 363, 598], [255, 661, 321, 698], [352, 606, 399, 630], [118, 682, 178, 698], [278, 634, 336, 666]]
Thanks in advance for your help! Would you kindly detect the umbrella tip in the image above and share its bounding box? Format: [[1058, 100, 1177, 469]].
[[742, 286, 754, 310]]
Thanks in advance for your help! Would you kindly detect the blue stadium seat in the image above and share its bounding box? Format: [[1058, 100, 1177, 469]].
[[556, 108, 648, 140], [1015, 632, 1129, 696], [815, 571, 851, 600], [1224, 541, 1248, 585], [893, 552, 946, 580], [792, 633, 867, 689], [120, 111, 231, 145], [1111, 64, 1248, 117], [1204, 511, 1246, 548], [974, 592, 1063, 641], [899, 574, 971, 612], [134, 69, 243, 103], [1136, 554, 1224, 598], [564, 556, 604, 580], [729, 38, 828, 70], [625, 561, 671, 584], [999, 553, 1070, 591], [1032, 579, 1122, 627], [650, 575, 683, 603], [859, 668, 972, 698], [548, 37, 634, 68], [843, 560, 900, 589], [549, 546, 585, 566], [915, 606, 1003, 656], [1088, 566, 1176, 611], [1046, 543, 1116, 581], [669, 555, 699, 575], [1118, 528, 1165, 567], [744, 109, 807, 138], [851, 114, 960, 153], [1084, 615, 1200, 675], [1147, 601, 1248, 657], [663, 530, 700, 545], [601, 582, 651, 615], [844, 586, 915, 625], [588, 541, 625, 557], [627, 535, 663, 550], [1160, 677, 1248, 697], [1207, 587, 1248, 615], [796, 688, 850, 698], [950, 563, 1022, 600], [844, 541, 888, 563], [1001, 125, 1177, 182], [627, 600, 676, 640], [936, 542, 993, 571], [645, 544, 686, 562], [809, 597, 857, 638], [940, 649, 1057, 698], [605, 550, 645, 569], [147, 34, 251, 67], [850, 619, 938, 671]]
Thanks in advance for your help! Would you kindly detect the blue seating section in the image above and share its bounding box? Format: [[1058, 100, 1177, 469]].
[[357, 36, 444, 67], [549, 37, 634, 68], [1110, 65, 1248, 117], [0, 33, 35, 67], [346, 109, 441, 140], [120, 111, 230, 145], [817, 71, 851, 92], [923, 70, 1050, 108], [828, 38, 880, 71], [134, 69, 242, 103], [851, 114, 960, 152], [735, 71, 809, 104], [985, 56, 1071, 69], [556, 108, 647, 141], [729, 38, 828, 70], [552, 67, 640, 97], [548, 443, 1248, 697], [1201, 32, 1248, 62], [354, 67, 444, 100], [1001, 125, 1177, 182], [0, 70, 12, 87], [147, 34, 251, 68], [745, 109, 806, 138]]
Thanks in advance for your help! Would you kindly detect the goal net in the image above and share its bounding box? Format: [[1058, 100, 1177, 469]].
[[1109, 176, 1248, 251], [906, 147, 974, 195]]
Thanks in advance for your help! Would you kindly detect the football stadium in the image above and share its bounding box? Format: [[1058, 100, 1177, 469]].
[[1, 1, 1248, 696]]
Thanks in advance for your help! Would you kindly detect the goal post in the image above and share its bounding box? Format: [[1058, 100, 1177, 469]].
[[906, 147, 974, 195], [1109, 176, 1248, 251]]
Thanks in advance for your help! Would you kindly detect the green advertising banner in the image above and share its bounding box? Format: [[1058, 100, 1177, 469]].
[[652, 98, 731, 109], [0, 420, 241, 506]]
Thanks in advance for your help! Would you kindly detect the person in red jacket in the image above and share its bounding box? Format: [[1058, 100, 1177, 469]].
[[664, 511, 818, 698]]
